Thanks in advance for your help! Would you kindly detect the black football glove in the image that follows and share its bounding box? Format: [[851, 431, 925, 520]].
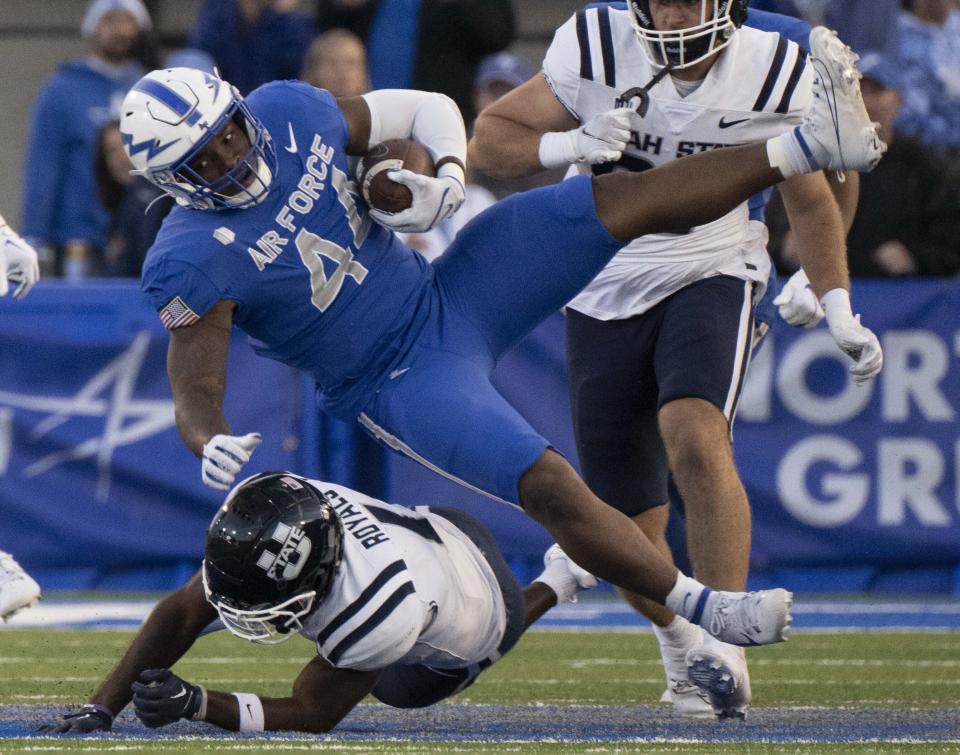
[[131, 668, 205, 728], [39, 703, 114, 733]]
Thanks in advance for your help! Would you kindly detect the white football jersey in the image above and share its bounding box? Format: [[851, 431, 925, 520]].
[[298, 482, 506, 672], [543, 6, 812, 319]]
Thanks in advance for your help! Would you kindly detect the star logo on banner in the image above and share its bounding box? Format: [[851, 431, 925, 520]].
[[0, 332, 175, 500]]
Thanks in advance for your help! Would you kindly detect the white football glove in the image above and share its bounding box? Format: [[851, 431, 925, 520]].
[[821, 289, 883, 385], [538, 108, 634, 169], [201, 432, 262, 491], [369, 168, 466, 234], [0, 224, 40, 300], [772, 268, 824, 328]]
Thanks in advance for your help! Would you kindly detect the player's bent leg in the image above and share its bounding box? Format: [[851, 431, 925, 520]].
[[621, 508, 714, 719], [518, 450, 678, 602], [592, 145, 784, 243], [0, 551, 40, 621], [364, 349, 792, 645], [659, 398, 751, 591], [374, 506, 527, 709], [372, 663, 475, 709]]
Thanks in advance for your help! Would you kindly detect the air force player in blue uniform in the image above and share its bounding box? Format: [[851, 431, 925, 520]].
[[121, 47, 882, 646]]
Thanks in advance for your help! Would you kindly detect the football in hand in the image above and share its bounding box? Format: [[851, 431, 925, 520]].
[[358, 139, 436, 213]]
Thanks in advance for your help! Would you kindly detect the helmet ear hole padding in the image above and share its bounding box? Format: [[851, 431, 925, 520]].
[[628, 0, 749, 70]]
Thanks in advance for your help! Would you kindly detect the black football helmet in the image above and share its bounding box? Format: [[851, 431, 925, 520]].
[[203, 472, 344, 644], [628, 0, 749, 69]]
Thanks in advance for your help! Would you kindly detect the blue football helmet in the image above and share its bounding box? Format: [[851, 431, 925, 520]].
[[119, 67, 277, 210], [629, 0, 749, 69]]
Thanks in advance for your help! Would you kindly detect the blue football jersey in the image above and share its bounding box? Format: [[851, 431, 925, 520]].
[[141, 81, 433, 418]]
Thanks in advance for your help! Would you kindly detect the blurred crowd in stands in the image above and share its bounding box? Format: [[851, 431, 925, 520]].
[[17, 0, 960, 281]]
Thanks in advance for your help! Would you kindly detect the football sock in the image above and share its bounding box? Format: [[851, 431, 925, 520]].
[[665, 572, 717, 628], [653, 615, 700, 649], [766, 127, 821, 178]]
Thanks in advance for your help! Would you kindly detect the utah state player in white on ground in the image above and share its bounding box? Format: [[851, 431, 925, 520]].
[[0, 213, 42, 621], [46, 472, 598, 733], [468, 1, 883, 720], [121, 46, 880, 654]]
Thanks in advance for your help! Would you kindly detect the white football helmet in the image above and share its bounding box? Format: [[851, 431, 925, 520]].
[[629, 0, 748, 69], [119, 67, 277, 210]]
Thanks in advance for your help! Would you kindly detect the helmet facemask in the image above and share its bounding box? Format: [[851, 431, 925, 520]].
[[203, 565, 317, 645], [146, 97, 276, 211], [629, 0, 746, 70]]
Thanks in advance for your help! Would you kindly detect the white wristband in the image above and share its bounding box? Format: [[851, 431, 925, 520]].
[[538, 130, 578, 169], [821, 288, 853, 321], [233, 692, 265, 732]]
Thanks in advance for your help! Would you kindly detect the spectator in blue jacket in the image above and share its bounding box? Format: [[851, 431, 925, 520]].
[[19, 0, 150, 281], [897, 0, 960, 154], [190, 0, 314, 95]]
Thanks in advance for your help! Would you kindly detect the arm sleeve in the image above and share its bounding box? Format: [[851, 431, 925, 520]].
[[361, 89, 466, 167], [542, 14, 584, 121]]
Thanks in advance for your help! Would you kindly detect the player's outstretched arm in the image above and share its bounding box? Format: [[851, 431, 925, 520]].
[[166, 300, 263, 489], [42, 572, 215, 732], [778, 172, 882, 383], [134, 656, 379, 734], [778, 171, 850, 296], [168, 300, 235, 456]]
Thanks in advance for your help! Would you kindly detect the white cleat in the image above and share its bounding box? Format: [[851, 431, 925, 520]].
[[686, 643, 752, 721], [704, 588, 792, 647], [796, 27, 886, 173], [656, 627, 715, 720], [540, 544, 598, 604], [0, 552, 41, 621]]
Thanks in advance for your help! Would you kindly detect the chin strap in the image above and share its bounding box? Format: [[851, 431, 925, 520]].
[[616, 63, 675, 117]]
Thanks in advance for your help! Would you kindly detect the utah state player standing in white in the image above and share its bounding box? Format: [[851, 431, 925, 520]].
[[120, 49, 881, 654], [468, 0, 883, 719]]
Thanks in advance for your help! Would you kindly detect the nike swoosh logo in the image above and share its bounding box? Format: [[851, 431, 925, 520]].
[[718, 117, 751, 129], [285, 122, 298, 153], [389, 367, 410, 380], [170, 687, 187, 699], [681, 592, 692, 614]]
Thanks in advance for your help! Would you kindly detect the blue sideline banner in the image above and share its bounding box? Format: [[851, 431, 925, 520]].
[[4, 280, 960, 591], [0, 283, 303, 588], [737, 279, 960, 591]]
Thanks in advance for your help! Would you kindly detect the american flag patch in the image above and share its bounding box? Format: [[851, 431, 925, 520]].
[[159, 296, 199, 329]]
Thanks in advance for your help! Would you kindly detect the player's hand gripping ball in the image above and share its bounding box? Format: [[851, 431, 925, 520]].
[[358, 139, 437, 213]]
